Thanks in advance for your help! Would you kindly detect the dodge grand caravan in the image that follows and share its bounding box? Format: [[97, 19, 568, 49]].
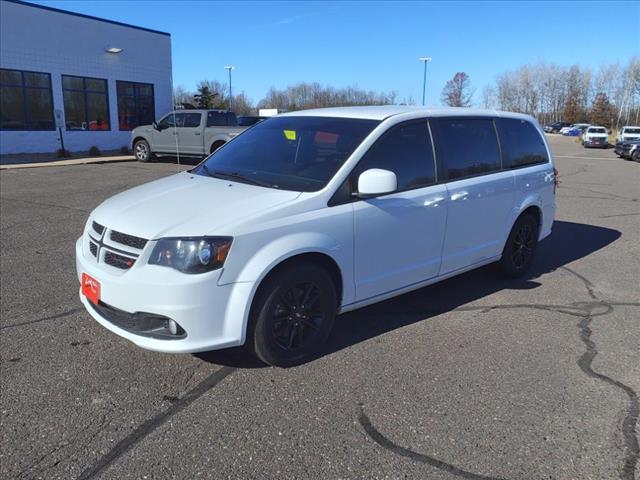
[[76, 106, 556, 366]]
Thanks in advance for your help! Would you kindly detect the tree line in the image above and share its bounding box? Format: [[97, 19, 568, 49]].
[[480, 57, 640, 128], [173, 81, 397, 115], [175, 56, 640, 128]]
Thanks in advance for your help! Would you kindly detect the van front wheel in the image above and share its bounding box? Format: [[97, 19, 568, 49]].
[[498, 213, 539, 277], [250, 263, 337, 367]]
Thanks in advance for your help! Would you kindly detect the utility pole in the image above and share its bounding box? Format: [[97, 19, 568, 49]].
[[419, 57, 432, 106], [224, 65, 235, 111]]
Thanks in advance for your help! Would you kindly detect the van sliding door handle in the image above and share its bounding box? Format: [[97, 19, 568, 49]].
[[450, 191, 469, 201], [423, 196, 445, 207]]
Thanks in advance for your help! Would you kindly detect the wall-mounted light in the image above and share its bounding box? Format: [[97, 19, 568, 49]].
[[105, 47, 123, 54]]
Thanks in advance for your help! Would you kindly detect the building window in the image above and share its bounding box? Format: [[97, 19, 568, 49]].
[[61, 75, 110, 131], [116, 81, 155, 130], [0, 69, 54, 130]]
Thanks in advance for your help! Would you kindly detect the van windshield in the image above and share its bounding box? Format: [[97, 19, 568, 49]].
[[625, 128, 640, 134], [193, 116, 380, 191], [590, 128, 606, 133]]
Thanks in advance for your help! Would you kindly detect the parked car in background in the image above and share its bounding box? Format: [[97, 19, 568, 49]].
[[564, 125, 589, 137], [582, 126, 609, 148], [544, 121, 571, 134], [616, 126, 640, 143], [131, 110, 248, 162], [560, 123, 590, 135], [77, 106, 556, 366], [615, 140, 640, 160], [238, 116, 268, 127]]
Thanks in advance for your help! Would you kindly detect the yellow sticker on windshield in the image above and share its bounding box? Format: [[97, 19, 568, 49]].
[[283, 129, 297, 141]]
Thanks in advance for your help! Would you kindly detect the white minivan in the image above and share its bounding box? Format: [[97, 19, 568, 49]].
[[76, 106, 556, 366]]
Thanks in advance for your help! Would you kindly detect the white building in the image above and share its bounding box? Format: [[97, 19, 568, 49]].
[[0, 0, 173, 155]]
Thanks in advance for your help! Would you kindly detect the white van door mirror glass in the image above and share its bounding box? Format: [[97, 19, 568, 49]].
[[357, 168, 397, 197]]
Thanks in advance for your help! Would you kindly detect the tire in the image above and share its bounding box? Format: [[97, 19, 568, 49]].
[[497, 213, 539, 278], [134, 139, 153, 162], [250, 263, 337, 367], [210, 141, 225, 154], [632, 149, 640, 162]]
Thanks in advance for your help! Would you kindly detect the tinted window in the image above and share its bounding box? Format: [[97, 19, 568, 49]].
[[183, 113, 201, 128], [158, 113, 176, 129], [207, 111, 227, 127], [116, 81, 155, 130], [353, 122, 435, 191], [497, 118, 549, 168], [0, 69, 54, 130], [432, 118, 500, 180], [226, 112, 238, 126], [62, 75, 110, 131], [194, 116, 379, 192]]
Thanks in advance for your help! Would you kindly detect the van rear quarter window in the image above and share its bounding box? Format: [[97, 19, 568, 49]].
[[497, 118, 549, 168]]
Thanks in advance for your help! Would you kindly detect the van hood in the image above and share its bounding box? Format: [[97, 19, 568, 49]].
[[91, 171, 301, 239]]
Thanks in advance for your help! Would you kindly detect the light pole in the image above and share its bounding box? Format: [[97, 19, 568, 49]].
[[224, 65, 234, 111], [419, 57, 432, 106]]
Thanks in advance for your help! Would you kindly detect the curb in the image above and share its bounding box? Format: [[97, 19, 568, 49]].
[[0, 155, 135, 170]]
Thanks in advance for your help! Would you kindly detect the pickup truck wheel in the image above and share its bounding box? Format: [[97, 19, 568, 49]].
[[210, 141, 225, 154], [497, 213, 539, 278], [632, 149, 640, 162], [134, 139, 153, 162], [250, 263, 337, 367]]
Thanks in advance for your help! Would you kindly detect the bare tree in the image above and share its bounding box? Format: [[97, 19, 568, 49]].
[[441, 72, 474, 107], [257, 82, 397, 111], [481, 85, 495, 109], [232, 92, 255, 115], [173, 85, 194, 109]]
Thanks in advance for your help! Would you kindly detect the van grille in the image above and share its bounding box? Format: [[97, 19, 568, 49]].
[[110, 230, 148, 250], [104, 251, 137, 270], [92, 221, 105, 235], [86, 221, 146, 271]]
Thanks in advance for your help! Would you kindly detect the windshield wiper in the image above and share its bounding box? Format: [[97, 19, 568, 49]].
[[204, 167, 275, 189]]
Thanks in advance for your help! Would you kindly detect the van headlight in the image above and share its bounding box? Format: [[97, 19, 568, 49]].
[[149, 237, 233, 274]]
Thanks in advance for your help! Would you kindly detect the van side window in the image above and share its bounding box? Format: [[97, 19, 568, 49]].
[[497, 118, 549, 168], [207, 111, 226, 127], [432, 118, 501, 180], [352, 122, 436, 191]]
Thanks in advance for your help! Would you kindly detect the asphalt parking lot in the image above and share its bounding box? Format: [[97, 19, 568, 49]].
[[1, 135, 638, 480]]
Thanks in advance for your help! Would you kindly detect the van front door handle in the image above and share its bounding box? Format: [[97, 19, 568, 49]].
[[423, 196, 445, 207], [450, 191, 469, 201]]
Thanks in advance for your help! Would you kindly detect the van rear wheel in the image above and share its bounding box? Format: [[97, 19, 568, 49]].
[[498, 213, 539, 278], [250, 263, 337, 367]]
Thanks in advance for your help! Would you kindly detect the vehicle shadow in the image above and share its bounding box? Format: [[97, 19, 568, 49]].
[[196, 220, 620, 368], [152, 156, 201, 166]]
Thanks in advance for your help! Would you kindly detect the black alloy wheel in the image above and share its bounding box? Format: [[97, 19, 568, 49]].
[[250, 263, 337, 367], [498, 213, 539, 277], [270, 282, 325, 351]]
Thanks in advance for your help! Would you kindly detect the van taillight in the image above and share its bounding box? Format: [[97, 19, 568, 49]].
[[553, 167, 559, 194]]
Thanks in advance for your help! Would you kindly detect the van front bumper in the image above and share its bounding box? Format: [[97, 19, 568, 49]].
[[75, 237, 253, 353]]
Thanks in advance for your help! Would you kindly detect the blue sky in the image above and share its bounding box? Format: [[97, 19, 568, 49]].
[[32, 1, 640, 106]]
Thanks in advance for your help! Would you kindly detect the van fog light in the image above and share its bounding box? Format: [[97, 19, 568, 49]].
[[168, 319, 178, 335]]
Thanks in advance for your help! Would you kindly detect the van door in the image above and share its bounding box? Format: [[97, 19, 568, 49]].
[[431, 117, 515, 275], [352, 121, 448, 301], [177, 112, 204, 155]]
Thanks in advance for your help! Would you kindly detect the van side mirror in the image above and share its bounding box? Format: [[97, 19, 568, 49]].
[[357, 169, 397, 198]]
